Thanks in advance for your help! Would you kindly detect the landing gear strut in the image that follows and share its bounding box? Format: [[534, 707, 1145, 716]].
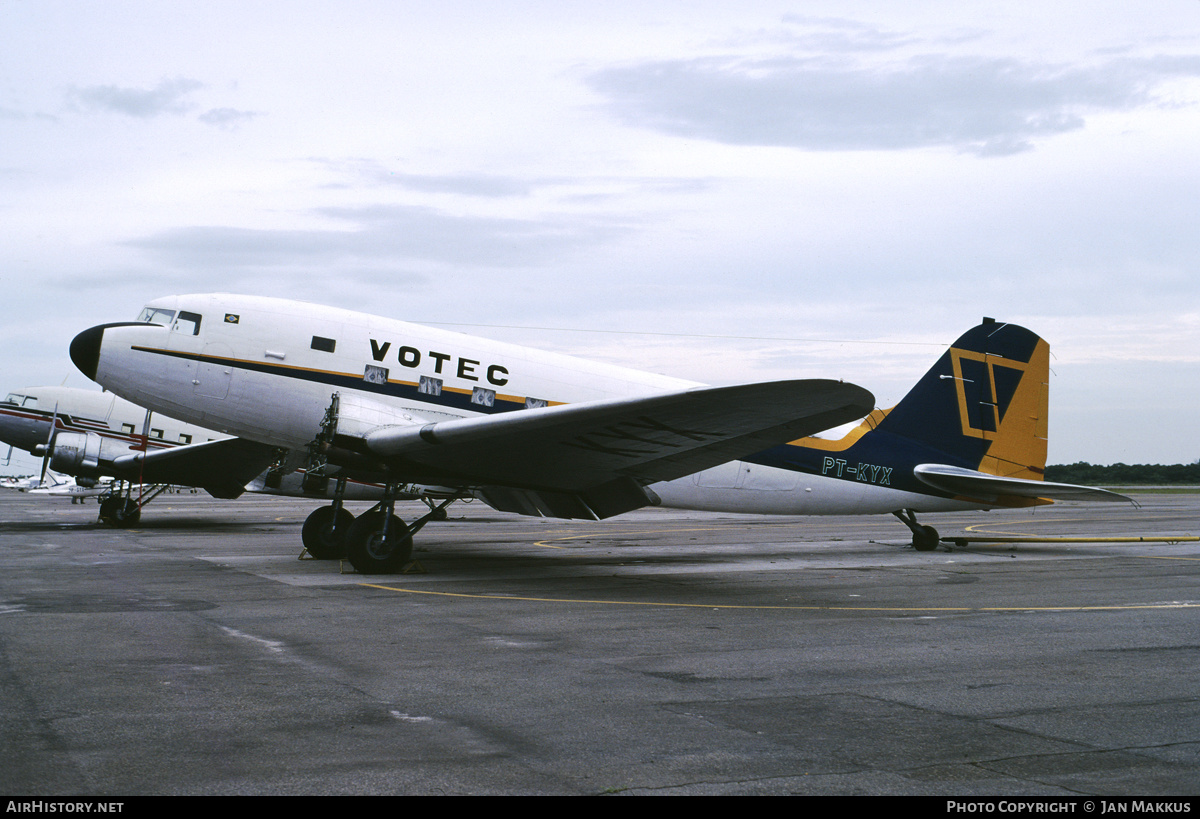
[[344, 485, 456, 574], [97, 480, 170, 528], [894, 509, 941, 551]]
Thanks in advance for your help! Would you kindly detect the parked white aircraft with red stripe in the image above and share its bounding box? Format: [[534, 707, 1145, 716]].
[[0, 385, 382, 526]]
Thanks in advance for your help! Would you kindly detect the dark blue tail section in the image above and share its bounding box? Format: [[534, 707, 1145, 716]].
[[752, 318, 1051, 497], [871, 318, 1047, 475]]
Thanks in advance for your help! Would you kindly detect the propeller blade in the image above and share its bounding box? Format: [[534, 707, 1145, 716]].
[[38, 402, 59, 487]]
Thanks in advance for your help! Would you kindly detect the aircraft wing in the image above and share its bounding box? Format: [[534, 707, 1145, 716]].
[[360, 379, 875, 519], [913, 464, 1132, 504], [110, 437, 281, 499]]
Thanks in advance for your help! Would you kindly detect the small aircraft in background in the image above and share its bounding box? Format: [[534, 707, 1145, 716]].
[[0, 468, 102, 497], [24, 470, 111, 501], [70, 295, 1127, 573], [0, 386, 384, 527], [1, 473, 46, 491]]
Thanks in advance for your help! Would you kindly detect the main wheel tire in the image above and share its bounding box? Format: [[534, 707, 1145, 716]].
[[108, 498, 141, 528], [345, 511, 413, 574], [99, 496, 120, 521], [301, 506, 355, 559], [913, 524, 940, 552]]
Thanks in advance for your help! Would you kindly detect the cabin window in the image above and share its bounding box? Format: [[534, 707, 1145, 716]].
[[311, 336, 336, 353], [138, 307, 176, 325], [173, 311, 202, 336], [471, 387, 495, 407], [121, 423, 136, 435], [525, 397, 548, 409], [179, 433, 192, 444], [418, 376, 442, 396], [363, 365, 388, 385], [150, 428, 164, 439]]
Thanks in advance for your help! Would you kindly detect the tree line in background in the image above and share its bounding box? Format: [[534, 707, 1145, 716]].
[[1046, 463, 1200, 485]]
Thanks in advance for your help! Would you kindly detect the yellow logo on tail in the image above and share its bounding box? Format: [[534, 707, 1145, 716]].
[[950, 340, 1049, 479]]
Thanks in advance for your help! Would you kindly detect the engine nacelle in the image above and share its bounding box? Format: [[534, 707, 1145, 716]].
[[49, 431, 106, 477]]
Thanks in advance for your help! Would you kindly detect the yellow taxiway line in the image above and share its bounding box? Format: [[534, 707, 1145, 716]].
[[360, 583, 1200, 613]]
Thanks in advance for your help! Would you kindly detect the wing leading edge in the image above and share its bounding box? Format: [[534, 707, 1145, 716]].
[[361, 379, 876, 519]]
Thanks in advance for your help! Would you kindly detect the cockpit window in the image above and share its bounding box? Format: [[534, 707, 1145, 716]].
[[138, 307, 176, 325], [173, 311, 202, 336], [2, 393, 21, 406]]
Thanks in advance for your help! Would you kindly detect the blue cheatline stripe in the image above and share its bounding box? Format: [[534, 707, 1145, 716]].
[[131, 346, 526, 416]]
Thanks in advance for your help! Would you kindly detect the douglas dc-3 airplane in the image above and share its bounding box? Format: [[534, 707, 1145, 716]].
[[0, 386, 391, 526], [69, 295, 1128, 573]]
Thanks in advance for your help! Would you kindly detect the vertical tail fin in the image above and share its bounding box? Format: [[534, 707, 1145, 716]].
[[778, 319, 1131, 508], [876, 318, 1049, 478], [791, 318, 1050, 482]]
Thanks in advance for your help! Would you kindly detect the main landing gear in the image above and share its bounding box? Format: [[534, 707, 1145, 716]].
[[99, 494, 141, 528], [301, 477, 354, 560], [300, 481, 456, 574], [298, 392, 459, 573], [301, 504, 355, 559], [97, 481, 172, 528], [893, 509, 941, 552]]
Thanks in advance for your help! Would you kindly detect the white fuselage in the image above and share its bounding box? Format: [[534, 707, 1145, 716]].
[[82, 294, 979, 517]]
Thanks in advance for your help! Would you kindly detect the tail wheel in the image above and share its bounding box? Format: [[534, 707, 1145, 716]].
[[345, 511, 413, 574], [913, 525, 940, 552], [301, 506, 355, 559]]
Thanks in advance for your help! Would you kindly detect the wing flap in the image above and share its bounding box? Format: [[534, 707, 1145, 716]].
[[914, 464, 1131, 504], [362, 379, 875, 510], [474, 477, 651, 520], [111, 437, 280, 499]]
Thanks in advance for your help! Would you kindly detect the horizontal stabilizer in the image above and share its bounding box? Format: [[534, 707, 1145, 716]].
[[913, 464, 1132, 504], [112, 437, 280, 499]]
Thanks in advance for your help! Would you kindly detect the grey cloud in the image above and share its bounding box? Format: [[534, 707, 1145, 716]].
[[125, 204, 629, 270], [371, 171, 708, 200], [379, 172, 533, 198], [773, 15, 924, 53], [587, 54, 1200, 156], [315, 159, 534, 198], [198, 107, 261, 129], [67, 77, 203, 118], [316, 158, 711, 202], [0, 105, 58, 124]]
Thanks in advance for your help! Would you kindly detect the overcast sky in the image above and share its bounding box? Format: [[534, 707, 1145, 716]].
[[2, 0, 1198, 473]]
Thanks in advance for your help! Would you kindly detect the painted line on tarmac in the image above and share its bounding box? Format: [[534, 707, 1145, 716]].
[[359, 583, 1200, 613], [532, 526, 733, 550]]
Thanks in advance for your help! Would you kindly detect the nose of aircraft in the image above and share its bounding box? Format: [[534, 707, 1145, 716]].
[[70, 325, 105, 380]]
